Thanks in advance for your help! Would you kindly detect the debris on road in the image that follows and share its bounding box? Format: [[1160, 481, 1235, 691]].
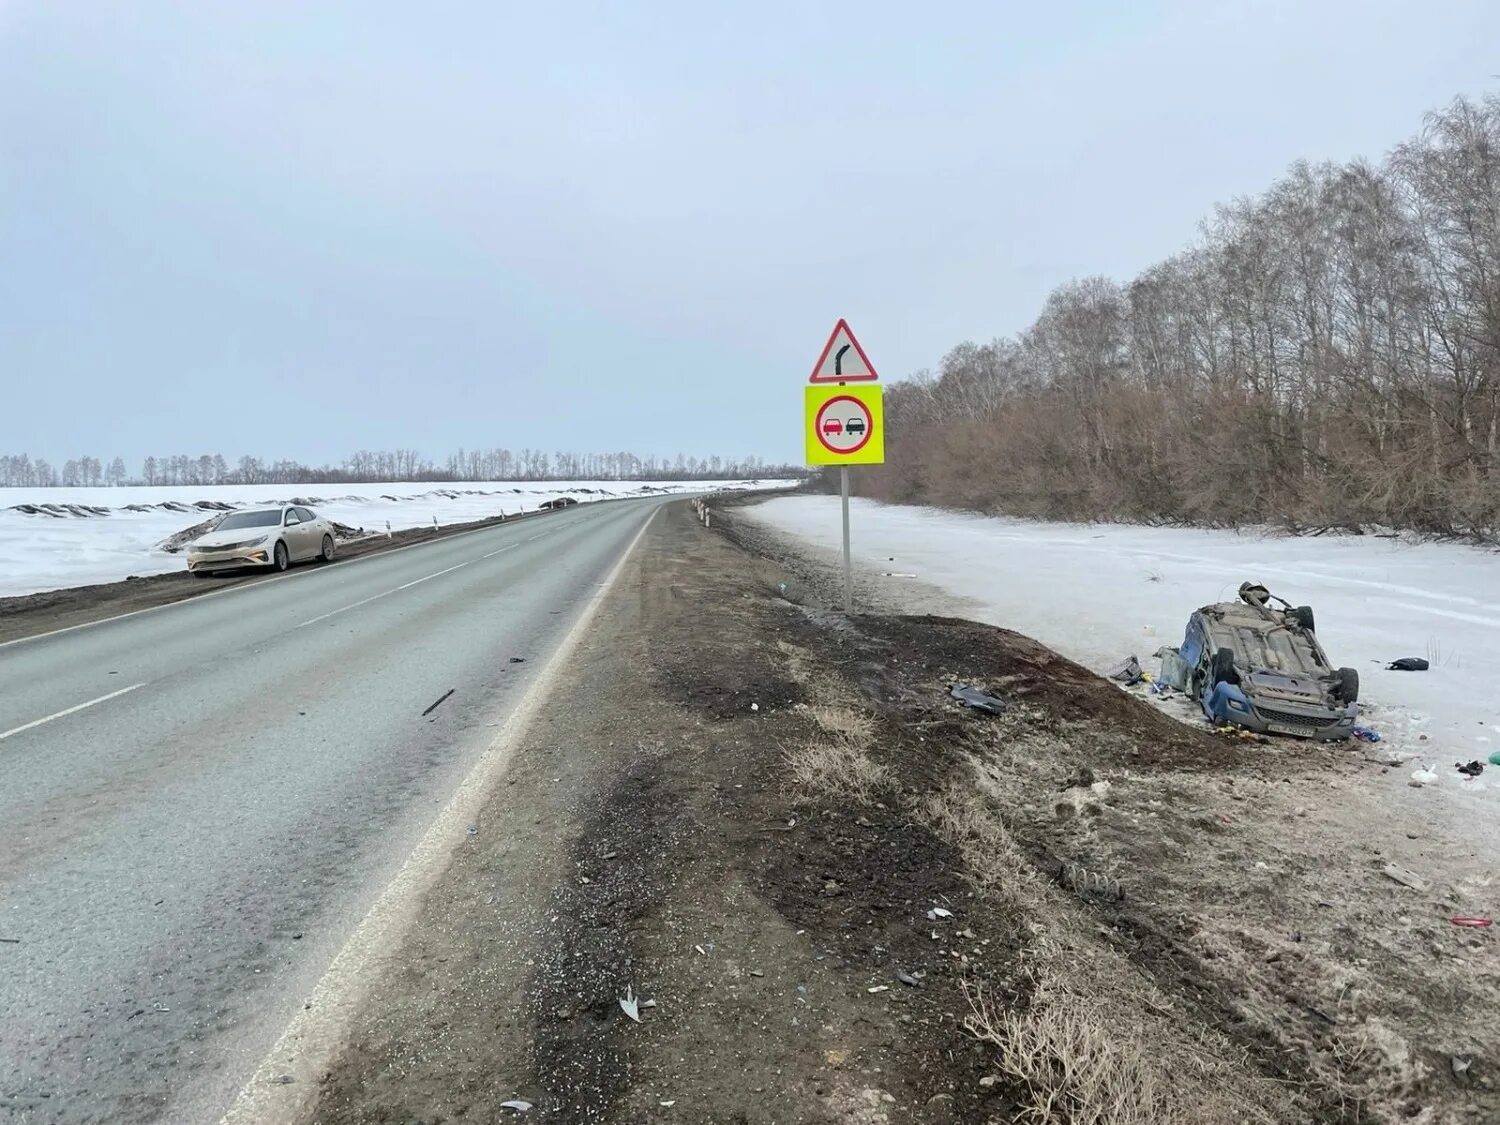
[[1107, 655, 1143, 685], [1450, 917, 1493, 928], [1386, 657, 1430, 671], [1351, 726, 1381, 742], [509, 657, 526, 664], [620, 991, 640, 1023], [926, 906, 953, 920], [948, 684, 1007, 715], [1456, 760, 1485, 778], [1409, 764, 1438, 786], [1381, 863, 1429, 893], [421, 688, 456, 717], [500, 1099, 534, 1112]]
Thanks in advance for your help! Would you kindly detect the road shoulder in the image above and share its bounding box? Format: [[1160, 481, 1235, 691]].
[[302, 501, 1496, 1125]]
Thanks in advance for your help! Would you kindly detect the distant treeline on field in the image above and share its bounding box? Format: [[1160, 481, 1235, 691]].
[[0, 449, 807, 488], [854, 94, 1500, 540]]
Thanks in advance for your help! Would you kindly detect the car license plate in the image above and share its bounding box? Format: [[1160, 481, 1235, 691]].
[[1267, 722, 1310, 736]]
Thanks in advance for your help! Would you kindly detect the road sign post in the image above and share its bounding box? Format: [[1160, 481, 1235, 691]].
[[804, 320, 884, 615]]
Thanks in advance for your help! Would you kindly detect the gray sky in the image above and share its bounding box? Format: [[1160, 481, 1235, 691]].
[[3, 0, 1498, 469]]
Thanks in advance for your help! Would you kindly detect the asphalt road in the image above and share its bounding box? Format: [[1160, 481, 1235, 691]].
[[0, 498, 666, 1124]]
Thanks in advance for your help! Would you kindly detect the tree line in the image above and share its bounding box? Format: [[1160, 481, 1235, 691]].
[[858, 94, 1500, 539], [0, 449, 803, 488]]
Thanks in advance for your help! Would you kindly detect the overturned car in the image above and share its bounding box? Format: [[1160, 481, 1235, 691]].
[[1158, 583, 1360, 740]]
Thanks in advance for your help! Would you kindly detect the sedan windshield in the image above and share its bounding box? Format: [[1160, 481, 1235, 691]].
[[216, 510, 282, 530]]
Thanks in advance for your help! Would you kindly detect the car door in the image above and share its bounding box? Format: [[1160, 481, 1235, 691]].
[[297, 508, 324, 556], [281, 507, 308, 560]]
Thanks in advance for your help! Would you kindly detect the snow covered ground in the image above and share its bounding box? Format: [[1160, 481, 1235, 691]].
[[750, 495, 1500, 808], [0, 479, 790, 597]]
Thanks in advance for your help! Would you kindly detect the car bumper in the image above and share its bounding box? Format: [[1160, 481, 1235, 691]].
[[1227, 703, 1355, 741], [187, 549, 275, 572]]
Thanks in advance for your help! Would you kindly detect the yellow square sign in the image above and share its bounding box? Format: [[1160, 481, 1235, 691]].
[[805, 384, 884, 465]]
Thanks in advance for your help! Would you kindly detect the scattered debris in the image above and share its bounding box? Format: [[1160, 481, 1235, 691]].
[[421, 688, 456, 717], [1491, 751, 1500, 767], [867, 985, 890, 994], [978, 1076, 1000, 1089], [1456, 760, 1485, 778], [1381, 863, 1429, 893], [465, 825, 479, 836], [508, 657, 526, 664], [275, 1075, 295, 1085], [749, 969, 764, 977], [0, 937, 19, 944], [1452, 1056, 1472, 1081], [926, 907, 953, 920], [1351, 726, 1381, 742], [1107, 655, 1143, 685], [619, 986, 642, 1023], [1061, 861, 1124, 900], [1449, 917, 1493, 928], [948, 684, 1007, 715], [659, 1100, 676, 1108], [500, 1099, 534, 1112], [1409, 764, 1438, 787], [1386, 657, 1430, 671], [895, 969, 922, 987]]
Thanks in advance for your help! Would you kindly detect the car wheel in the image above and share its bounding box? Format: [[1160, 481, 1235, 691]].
[[320, 534, 335, 563], [1334, 666, 1359, 704], [1292, 605, 1315, 632], [192, 570, 211, 579], [273, 540, 289, 572], [1211, 647, 1238, 686]]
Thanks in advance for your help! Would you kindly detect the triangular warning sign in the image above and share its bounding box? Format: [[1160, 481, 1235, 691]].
[[809, 318, 879, 382]]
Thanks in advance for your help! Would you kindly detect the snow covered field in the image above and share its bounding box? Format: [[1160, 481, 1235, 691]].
[[0, 480, 789, 597], [750, 495, 1500, 806]]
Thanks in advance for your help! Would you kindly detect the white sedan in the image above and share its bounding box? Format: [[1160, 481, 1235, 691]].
[[186, 505, 337, 576]]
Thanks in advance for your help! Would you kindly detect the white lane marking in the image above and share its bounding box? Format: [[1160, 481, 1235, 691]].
[[0, 683, 147, 743], [481, 544, 521, 559], [295, 589, 401, 630], [0, 497, 648, 652], [222, 505, 660, 1124], [396, 562, 468, 590], [296, 562, 472, 629]]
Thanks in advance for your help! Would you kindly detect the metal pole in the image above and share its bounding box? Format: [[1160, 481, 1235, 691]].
[[840, 465, 852, 614]]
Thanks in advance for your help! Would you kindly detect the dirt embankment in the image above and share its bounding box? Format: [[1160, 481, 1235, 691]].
[[306, 501, 1494, 1125]]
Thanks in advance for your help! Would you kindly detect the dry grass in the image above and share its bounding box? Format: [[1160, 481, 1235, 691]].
[[921, 769, 1294, 1125], [963, 968, 1271, 1125], [784, 704, 886, 800]]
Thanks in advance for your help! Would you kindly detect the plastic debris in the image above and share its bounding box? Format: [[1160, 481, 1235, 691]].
[[867, 985, 890, 994], [501, 1100, 533, 1113], [465, 825, 478, 836], [1409, 764, 1438, 786], [619, 986, 641, 1023], [896, 969, 922, 987], [508, 657, 526, 664], [1350, 726, 1381, 742], [1386, 657, 1430, 671], [927, 907, 953, 920], [1107, 655, 1143, 685], [660, 1101, 677, 1108], [949, 685, 1007, 715], [1381, 863, 1429, 893], [1456, 760, 1485, 778], [1450, 917, 1493, 928], [1491, 750, 1500, 767]]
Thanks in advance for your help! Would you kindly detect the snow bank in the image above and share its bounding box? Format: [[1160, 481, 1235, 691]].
[[0, 479, 789, 597], [750, 495, 1500, 808]]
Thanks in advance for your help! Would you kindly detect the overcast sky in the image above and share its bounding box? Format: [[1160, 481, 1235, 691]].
[[3, 0, 1498, 468]]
